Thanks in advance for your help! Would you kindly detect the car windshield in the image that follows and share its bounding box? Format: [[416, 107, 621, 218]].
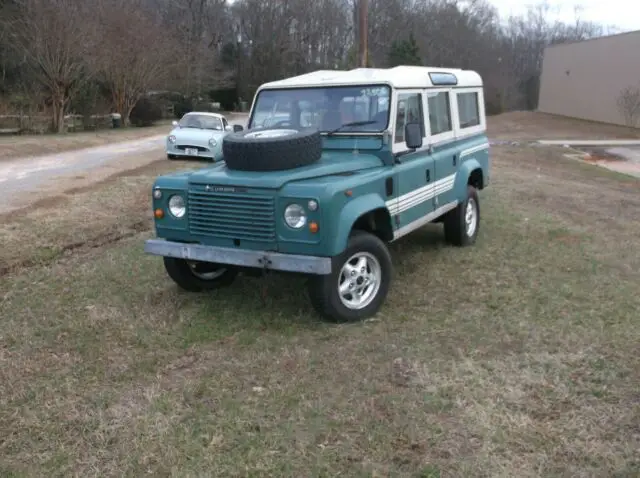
[[179, 114, 223, 130], [248, 85, 391, 133]]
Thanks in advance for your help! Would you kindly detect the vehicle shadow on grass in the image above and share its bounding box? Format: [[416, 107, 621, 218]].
[[165, 224, 449, 343]]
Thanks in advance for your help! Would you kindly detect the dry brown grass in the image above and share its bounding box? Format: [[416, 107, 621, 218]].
[[488, 111, 640, 141], [0, 122, 172, 161], [0, 131, 639, 476]]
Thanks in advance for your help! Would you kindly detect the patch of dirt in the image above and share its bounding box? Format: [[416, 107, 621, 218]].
[[0, 123, 173, 161], [488, 111, 640, 141]]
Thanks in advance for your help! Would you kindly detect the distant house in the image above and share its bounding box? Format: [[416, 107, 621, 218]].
[[538, 30, 640, 128]]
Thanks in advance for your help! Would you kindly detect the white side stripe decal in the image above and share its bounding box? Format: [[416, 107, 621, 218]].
[[385, 173, 456, 214], [460, 142, 490, 158], [384, 142, 489, 216]]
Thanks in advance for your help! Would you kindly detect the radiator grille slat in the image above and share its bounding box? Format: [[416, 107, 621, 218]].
[[187, 190, 276, 241]]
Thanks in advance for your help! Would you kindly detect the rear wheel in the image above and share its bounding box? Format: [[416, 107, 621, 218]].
[[308, 230, 392, 322], [443, 185, 480, 246], [163, 257, 237, 292]]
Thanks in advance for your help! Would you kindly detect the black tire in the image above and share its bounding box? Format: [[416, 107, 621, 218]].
[[222, 127, 322, 171], [167, 154, 177, 160], [307, 230, 393, 323], [443, 185, 480, 246], [163, 257, 238, 292]]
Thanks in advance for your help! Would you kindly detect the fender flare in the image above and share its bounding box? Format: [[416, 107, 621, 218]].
[[328, 193, 392, 256], [453, 157, 483, 199]]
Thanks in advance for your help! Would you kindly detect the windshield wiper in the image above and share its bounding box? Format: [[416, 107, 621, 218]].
[[325, 120, 377, 136]]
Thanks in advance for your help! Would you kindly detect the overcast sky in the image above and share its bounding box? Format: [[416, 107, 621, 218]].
[[487, 0, 640, 32]]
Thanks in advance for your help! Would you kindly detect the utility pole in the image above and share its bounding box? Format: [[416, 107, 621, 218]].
[[358, 0, 368, 67]]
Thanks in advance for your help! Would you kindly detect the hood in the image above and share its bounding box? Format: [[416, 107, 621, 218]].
[[170, 127, 225, 142], [188, 152, 383, 189]]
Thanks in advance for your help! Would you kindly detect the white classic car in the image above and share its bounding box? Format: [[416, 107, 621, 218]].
[[165, 111, 243, 161]]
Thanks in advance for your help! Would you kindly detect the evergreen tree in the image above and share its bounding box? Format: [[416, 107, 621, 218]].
[[387, 33, 422, 67]]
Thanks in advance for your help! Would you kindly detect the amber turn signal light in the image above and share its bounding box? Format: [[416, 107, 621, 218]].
[[309, 221, 319, 233], [154, 208, 164, 219]]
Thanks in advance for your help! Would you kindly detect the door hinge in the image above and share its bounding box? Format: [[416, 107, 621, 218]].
[[453, 154, 457, 166], [426, 169, 431, 182]]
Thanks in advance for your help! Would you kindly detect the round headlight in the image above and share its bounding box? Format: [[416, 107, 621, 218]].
[[168, 135, 176, 143], [153, 188, 162, 199], [168, 195, 186, 218], [284, 204, 306, 229], [208, 138, 217, 147]]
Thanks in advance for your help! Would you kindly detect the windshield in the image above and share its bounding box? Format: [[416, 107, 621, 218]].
[[179, 114, 223, 131], [248, 85, 391, 133]]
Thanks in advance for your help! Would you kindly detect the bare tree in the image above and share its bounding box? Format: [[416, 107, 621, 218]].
[[616, 85, 640, 127], [95, 0, 174, 125], [6, 0, 94, 132]]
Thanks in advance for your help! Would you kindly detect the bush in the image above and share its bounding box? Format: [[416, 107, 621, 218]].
[[130, 97, 163, 127], [173, 97, 194, 119]]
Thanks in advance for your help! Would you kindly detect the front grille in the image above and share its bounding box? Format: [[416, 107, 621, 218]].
[[188, 189, 276, 241], [176, 145, 209, 152]]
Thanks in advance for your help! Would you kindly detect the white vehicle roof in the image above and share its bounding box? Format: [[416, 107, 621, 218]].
[[258, 66, 483, 90], [183, 111, 225, 118]]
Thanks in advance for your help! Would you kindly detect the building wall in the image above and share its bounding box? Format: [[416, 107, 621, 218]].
[[538, 30, 640, 127]]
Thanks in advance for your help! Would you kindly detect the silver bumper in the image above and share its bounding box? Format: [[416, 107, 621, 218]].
[[144, 239, 332, 275]]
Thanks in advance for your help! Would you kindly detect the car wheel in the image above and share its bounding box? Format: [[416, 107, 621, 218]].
[[443, 185, 480, 246], [163, 257, 238, 292], [167, 154, 177, 160], [307, 230, 393, 322]]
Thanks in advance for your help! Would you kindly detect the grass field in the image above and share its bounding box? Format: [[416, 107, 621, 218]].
[[1, 143, 639, 477]]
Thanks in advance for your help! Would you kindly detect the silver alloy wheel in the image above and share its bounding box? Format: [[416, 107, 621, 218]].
[[188, 261, 227, 280], [337, 251, 382, 310], [244, 129, 298, 139], [465, 197, 478, 237]]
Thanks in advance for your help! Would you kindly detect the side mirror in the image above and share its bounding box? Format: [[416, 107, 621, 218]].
[[233, 124, 244, 132], [404, 123, 422, 149], [172, 120, 178, 127]]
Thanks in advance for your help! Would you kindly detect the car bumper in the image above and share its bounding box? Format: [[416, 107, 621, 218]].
[[144, 239, 332, 275], [166, 144, 217, 159]]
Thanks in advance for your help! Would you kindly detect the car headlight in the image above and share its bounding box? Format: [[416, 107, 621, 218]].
[[208, 138, 217, 147], [168, 135, 176, 143], [284, 203, 306, 229], [168, 195, 186, 218]]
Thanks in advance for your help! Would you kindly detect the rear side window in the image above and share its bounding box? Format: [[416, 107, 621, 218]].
[[457, 92, 480, 128], [427, 91, 452, 135]]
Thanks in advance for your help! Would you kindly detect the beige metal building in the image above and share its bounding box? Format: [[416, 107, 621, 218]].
[[538, 30, 640, 127]]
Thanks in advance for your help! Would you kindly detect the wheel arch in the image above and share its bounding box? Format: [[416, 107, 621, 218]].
[[329, 194, 394, 256]]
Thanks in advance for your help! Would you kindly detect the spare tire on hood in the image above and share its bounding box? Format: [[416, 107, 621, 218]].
[[222, 127, 322, 172]]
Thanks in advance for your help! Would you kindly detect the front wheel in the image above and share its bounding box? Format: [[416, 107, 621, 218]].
[[163, 257, 238, 292], [307, 230, 393, 322]]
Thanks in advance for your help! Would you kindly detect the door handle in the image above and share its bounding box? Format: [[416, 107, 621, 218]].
[[426, 169, 430, 182], [453, 154, 457, 166]]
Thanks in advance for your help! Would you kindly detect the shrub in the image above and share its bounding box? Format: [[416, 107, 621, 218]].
[[130, 97, 163, 127]]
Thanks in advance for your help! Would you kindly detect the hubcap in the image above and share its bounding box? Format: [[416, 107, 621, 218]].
[[188, 261, 227, 280], [337, 252, 382, 310], [465, 198, 478, 237], [244, 129, 298, 139]]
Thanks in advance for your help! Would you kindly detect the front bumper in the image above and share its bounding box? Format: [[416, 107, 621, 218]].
[[166, 143, 216, 159], [144, 239, 332, 275]]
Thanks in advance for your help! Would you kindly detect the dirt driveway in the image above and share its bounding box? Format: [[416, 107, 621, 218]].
[[0, 114, 249, 214]]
